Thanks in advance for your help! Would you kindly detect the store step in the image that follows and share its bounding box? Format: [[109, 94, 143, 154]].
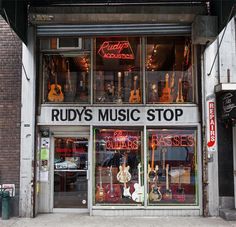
[[219, 208, 236, 221]]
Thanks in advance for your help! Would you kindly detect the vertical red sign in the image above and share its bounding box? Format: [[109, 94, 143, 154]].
[[207, 101, 216, 148]]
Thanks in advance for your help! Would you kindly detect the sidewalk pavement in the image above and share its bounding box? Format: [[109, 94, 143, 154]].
[[1, 213, 236, 227]]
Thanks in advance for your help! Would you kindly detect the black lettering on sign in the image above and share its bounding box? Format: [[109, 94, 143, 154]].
[[131, 109, 141, 121], [118, 109, 126, 121], [175, 109, 183, 121], [98, 109, 108, 121], [147, 109, 155, 121], [155, 109, 164, 121], [60, 109, 67, 121], [84, 109, 93, 121], [52, 109, 60, 121], [163, 109, 174, 121], [68, 109, 76, 121]]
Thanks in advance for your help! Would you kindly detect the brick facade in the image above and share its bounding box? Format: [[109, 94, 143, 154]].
[[0, 16, 21, 216]]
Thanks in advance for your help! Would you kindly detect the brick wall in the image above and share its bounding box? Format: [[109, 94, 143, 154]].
[[0, 16, 22, 216]]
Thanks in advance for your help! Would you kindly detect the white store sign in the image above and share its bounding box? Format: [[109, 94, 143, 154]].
[[38, 106, 199, 126]]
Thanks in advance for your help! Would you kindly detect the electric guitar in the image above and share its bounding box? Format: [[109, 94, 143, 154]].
[[163, 164, 172, 200], [48, 58, 64, 102], [106, 166, 120, 202], [117, 154, 131, 183], [129, 75, 141, 103], [79, 72, 88, 101], [122, 181, 131, 199], [148, 144, 157, 182], [158, 148, 167, 180], [160, 73, 172, 103], [176, 78, 184, 103], [131, 163, 144, 203], [95, 167, 105, 202], [149, 165, 162, 202]]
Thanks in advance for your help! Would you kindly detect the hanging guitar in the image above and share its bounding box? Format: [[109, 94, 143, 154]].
[[147, 144, 157, 182], [64, 59, 73, 94], [158, 147, 167, 181], [116, 72, 123, 103], [149, 165, 162, 202], [162, 164, 172, 200], [160, 73, 173, 103], [105, 166, 121, 202], [95, 166, 105, 202], [131, 163, 144, 203], [176, 78, 184, 103], [79, 72, 88, 101], [48, 57, 64, 102], [117, 153, 131, 184], [129, 75, 141, 103]]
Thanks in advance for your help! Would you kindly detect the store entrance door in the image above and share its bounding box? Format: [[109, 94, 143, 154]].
[[53, 136, 89, 209]]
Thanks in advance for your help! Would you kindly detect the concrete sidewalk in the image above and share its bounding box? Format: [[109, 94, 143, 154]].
[[1, 213, 236, 227]]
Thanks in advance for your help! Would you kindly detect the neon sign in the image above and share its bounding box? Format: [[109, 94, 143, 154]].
[[98, 41, 135, 60], [151, 134, 195, 147], [104, 130, 139, 150]]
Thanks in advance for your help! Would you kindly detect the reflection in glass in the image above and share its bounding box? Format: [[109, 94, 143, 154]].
[[147, 129, 198, 205], [54, 137, 88, 208], [94, 128, 144, 205]]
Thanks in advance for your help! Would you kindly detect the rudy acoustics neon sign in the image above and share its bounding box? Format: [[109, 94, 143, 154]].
[[98, 41, 135, 60]]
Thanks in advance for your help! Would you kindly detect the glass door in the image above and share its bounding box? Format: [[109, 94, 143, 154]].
[[53, 137, 88, 208]]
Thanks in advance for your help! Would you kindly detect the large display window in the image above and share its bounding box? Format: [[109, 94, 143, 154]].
[[147, 128, 198, 205], [94, 37, 142, 104], [94, 128, 144, 205], [146, 36, 193, 104], [40, 37, 91, 103]]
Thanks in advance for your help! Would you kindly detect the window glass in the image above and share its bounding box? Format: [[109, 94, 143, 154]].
[[147, 128, 198, 205], [94, 128, 144, 205], [94, 37, 142, 104], [40, 37, 91, 103], [146, 37, 193, 104]]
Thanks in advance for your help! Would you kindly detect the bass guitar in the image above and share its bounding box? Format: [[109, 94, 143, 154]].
[[95, 166, 105, 202], [48, 58, 64, 102], [163, 164, 172, 200], [131, 163, 144, 203], [174, 165, 185, 202], [106, 166, 120, 202], [147, 144, 157, 182], [160, 73, 172, 103], [149, 165, 162, 202], [129, 75, 141, 103]]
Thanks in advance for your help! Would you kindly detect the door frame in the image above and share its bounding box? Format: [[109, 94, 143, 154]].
[[50, 130, 91, 213]]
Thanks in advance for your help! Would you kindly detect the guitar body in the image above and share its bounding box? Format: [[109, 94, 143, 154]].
[[163, 189, 172, 200], [48, 84, 64, 102], [160, 87, 172, 102], [117, 165, 131, 183], [105, 184, 121, 202], [122, 185, 131, 199], [95, 185, 105, 202], [131, 183, 144, 203], [176, 96, 184, 103], [129, 89, 141, 103], [149, 185, 162, 202]]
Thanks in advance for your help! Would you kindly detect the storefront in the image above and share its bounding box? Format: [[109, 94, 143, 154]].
[[35, 33, 202, 216]]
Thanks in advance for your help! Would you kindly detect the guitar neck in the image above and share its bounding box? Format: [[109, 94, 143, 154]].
[[138, 163, 141, 185], [110, 167, 114, 192], [166, 164, 169, 190], [165, 74, 169, 88], [118, 72, 122, 98], [151, 146, 155, 170], [99, 168, 102, 188]]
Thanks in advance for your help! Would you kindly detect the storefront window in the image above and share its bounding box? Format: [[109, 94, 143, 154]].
[[94, 128, 144, 205], [147, 128, 198, 205], [146, 37, 193, 104], [94, 37, 142, 104], [40, 37, 91, 103]]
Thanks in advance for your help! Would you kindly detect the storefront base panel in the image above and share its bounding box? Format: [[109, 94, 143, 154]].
[[91, 208, 201, 216], [219, 196, 234, 209]]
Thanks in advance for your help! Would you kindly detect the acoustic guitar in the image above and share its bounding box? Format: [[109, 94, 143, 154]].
[[160, 73, 172, 103], [117, 154, 131, 184], [129, 75, 141, 103], [149, 165, 162, 202], [48, 58, 64, 102], [95, 167, 105, 202], [176, 78, 184, 103], [106, 166, 120, 202]]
